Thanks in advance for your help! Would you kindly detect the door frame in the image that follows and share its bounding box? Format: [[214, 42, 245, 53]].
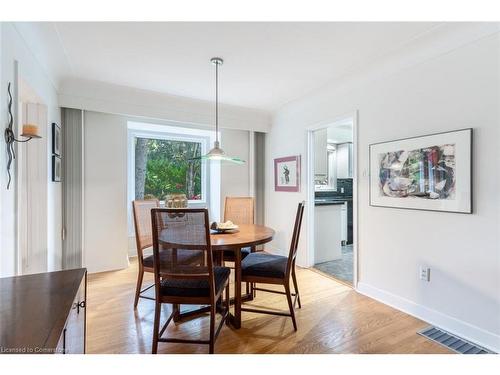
[[306, 110, 359, 289]]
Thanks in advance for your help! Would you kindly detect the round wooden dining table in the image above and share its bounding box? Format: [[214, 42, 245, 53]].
[[210, 224, 274, 328], [210, 224, 274, 250]]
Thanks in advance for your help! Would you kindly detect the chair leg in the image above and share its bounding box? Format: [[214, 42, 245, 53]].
[[250, 246, 256, 298], [292, 269, 301, 309], [134, 268, 144, 308], [172, 303, 181, 322], [209, 305, 216, 354], [284, 284, 297, 331], [225, 283, 231, 326], [152, 301, 161, 354]]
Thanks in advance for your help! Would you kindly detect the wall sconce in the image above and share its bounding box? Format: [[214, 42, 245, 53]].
[[4, 82, 42, 189]]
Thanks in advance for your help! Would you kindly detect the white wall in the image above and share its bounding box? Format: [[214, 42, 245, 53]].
[[0, 23, 62, 276], [83, 111, 129, 273], [83, 111, 252, 273], [265, 27, 500, 350], [220, 128, 251, 216]]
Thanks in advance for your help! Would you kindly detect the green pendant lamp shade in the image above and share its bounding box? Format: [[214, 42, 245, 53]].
[[201, 140, 245, 164]]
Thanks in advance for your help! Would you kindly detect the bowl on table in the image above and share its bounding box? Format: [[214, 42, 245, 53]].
[[210, 221, 239, 233]]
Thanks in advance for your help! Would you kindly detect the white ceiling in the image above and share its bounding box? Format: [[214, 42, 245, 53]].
[[15, 22, 443, 111]]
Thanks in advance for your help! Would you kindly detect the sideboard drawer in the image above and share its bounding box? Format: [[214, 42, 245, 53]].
[[61, 273, 86, 354]]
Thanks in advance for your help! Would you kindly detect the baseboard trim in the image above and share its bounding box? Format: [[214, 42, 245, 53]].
[[357, 282, 499, 353]]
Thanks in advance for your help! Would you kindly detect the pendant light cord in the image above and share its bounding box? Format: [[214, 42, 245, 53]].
[[215, 61, 219, 143]]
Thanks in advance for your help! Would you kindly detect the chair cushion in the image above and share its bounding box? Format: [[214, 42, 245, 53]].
[[160, 267, 231, 298], [223, 247, 251, 260], [241, 252, 288, 279], [143, 249, 203, 269]]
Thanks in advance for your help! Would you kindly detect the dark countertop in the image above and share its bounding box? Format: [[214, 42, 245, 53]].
[[315, 199, 349, 206], [0, 268, 86, 353]]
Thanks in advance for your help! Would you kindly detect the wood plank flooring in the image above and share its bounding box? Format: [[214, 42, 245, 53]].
[[86, 258, 451, 354]]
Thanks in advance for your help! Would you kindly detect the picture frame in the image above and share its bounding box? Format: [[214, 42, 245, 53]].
[[52, 155, 61, 182], [274, 155, 301, 192], [369, 128, 472, 214], [52, 122, 61, 156]]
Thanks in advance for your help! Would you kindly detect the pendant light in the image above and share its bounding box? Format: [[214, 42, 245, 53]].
[[198, 57, 245, 164]]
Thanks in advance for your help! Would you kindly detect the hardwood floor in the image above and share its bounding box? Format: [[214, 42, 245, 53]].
[[86, 258, 451, 354]]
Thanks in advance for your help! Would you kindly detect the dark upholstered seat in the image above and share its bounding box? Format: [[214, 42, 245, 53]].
[[143, 249, 203, 269], [223, 247, 251, 260], [160, 267, 231, 297], [241, 252, 288, 279]]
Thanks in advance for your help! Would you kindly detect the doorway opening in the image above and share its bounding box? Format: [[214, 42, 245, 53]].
[[307, 113, 357, 287]]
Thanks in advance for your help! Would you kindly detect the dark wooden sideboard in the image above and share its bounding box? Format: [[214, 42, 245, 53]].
[[0, 268, 86, 354]]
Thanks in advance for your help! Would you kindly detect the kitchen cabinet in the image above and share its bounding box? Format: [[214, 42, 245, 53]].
[[336, 142, 353, 178], [314, 128, 328, 176], [314, 204, 342, 263], [340, 202, 348, 243]]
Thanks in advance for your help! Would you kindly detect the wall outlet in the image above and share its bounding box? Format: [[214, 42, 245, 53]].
[[420, 267, 431, 282]]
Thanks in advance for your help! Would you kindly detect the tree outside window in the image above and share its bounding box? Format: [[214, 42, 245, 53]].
[[134, 137, 202, 201]]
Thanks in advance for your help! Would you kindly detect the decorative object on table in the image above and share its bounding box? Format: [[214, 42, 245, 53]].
[[192, 57, 245, 164], [52, 155, 62, 182], [369, 128, 472, 213], [165, 193, 188, 208], [4, 82, 42, 189], [51, 122, 61, 156], [210, 220, 239, 233], [274, 155, 301, 192]]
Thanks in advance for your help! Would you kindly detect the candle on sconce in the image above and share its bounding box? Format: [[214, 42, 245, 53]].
[[21, 123, 41, 138]]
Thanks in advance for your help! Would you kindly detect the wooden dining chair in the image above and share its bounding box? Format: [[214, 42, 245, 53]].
[[240, 201, 305, 330], [224, 196, 254, 226], [150, 208, 231, 354], [132, 199, 203, 308], [223, 196, 257, 261], [223, 196, 256, 294]]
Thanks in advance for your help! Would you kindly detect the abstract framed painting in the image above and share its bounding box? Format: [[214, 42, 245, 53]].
[[369, 128, 472, 213], [274, 155, 301, 192]]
